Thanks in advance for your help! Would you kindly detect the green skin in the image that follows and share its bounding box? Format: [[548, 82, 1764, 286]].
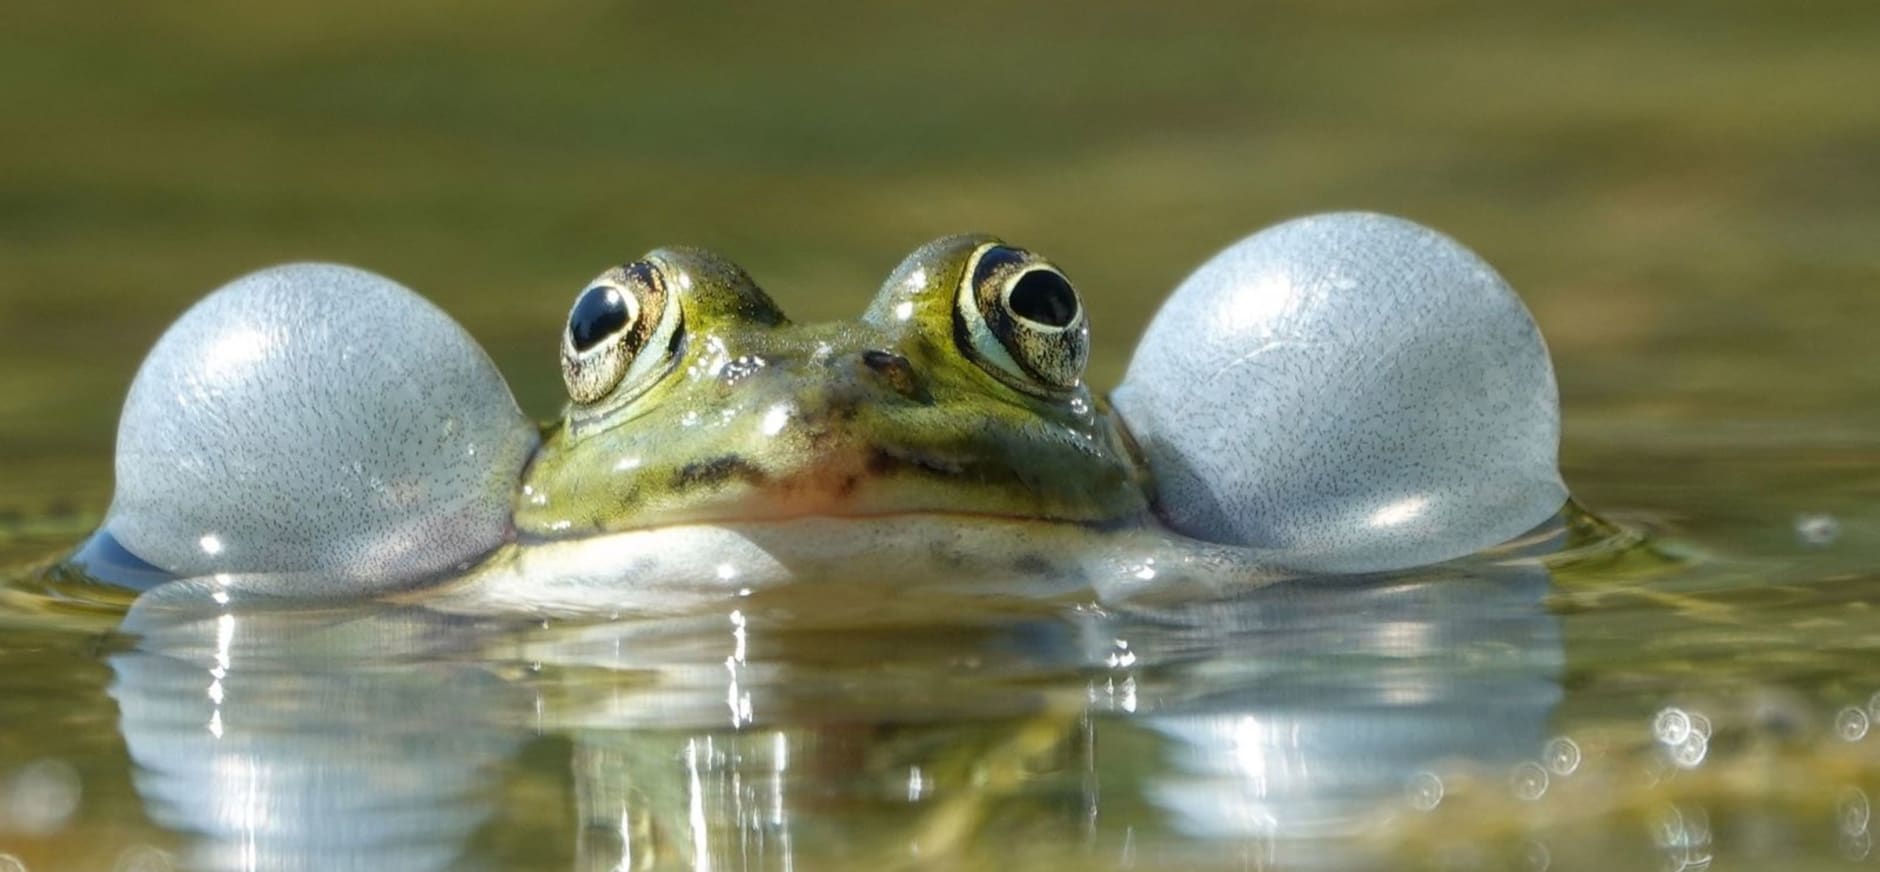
[[517, 235, 1152, 539]]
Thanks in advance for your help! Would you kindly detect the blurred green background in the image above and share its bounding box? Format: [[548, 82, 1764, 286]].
[[3, 0, 1876, 526], [0, 8, 1876, 867]]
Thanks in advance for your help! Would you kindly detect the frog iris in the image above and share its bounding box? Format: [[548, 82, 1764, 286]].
[[955, 243, 1089, 392], [560, 260, 682, 407]]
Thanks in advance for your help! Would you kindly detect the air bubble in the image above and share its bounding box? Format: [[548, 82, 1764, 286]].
[[1653, 707, 1693, 745], [1669, 732, 1708, 769], [1846, 829, 1875, 862], [1510, 761, 1549, 800], [1406, 771, 1445, 811], [1687, 711, 1712, 739], [1837, 706, 1870, 742], [1652, 805, 1713, 871], [1522, 841, 1552, 872], [1542, 737, 1582, 776], [1841, 788, 1871, 835]]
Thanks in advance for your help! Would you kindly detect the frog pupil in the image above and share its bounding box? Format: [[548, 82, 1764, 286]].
[[570, 286, 629, 352], [1007, 270, 1078, 328]]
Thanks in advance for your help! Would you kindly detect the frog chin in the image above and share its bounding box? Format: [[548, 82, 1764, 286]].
[[420, 514, 1211, 619]]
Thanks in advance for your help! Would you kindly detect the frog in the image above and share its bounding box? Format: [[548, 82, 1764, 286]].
[[64, 212, 1573, 620], [523, 236, 1146, 538]]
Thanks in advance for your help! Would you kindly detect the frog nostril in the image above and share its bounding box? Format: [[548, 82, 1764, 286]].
[[859, 349, 928, 402], [860, 349, 906, 373]]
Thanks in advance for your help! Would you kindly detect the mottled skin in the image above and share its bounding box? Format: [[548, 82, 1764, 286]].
[[518, 236, 1151, 539]]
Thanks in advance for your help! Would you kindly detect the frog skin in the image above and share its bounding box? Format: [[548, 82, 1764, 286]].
[[520, 236, 1146, 537], [69, 212, 1570, 620]]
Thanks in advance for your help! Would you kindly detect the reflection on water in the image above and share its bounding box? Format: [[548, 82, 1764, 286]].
[[0, 2, 1875, 868], [1136, 570, 1557, 862], [112, 636, 525, 871], [105, 563, 1557, 871]]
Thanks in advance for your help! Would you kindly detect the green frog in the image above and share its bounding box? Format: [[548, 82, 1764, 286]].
[[523, 236, 1144, 536], [67, 213, 1572, 619], [429, 235, 1225, 615]]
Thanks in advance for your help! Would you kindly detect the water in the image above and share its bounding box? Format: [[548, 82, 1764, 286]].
[[8, 518, 1880, 871], [3, 2, 1878, 869]]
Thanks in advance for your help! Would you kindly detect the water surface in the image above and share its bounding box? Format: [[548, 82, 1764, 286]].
[[2, 2, 1878, 869]]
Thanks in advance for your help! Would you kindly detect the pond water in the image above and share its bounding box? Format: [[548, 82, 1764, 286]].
[[2, 2, 1878, 870]]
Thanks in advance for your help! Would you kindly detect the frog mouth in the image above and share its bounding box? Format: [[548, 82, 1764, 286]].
[[668, 446, 963, 492], [636, 446, 1017, 525], [517, 395, 1151, 537], [535, 443, 1136, 537]]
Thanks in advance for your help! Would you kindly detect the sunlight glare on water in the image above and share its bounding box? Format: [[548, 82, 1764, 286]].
[[2, 2, 1878, 870]]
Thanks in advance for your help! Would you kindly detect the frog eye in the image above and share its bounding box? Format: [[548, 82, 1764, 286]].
[[955, 243, 1090, 392], [560, 260, 683, 404]]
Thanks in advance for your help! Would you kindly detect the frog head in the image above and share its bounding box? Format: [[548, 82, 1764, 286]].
[[516, 236, 1151, 537]]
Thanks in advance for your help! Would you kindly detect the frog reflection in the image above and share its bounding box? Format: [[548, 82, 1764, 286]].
[[109, 562, 1559, 871]]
